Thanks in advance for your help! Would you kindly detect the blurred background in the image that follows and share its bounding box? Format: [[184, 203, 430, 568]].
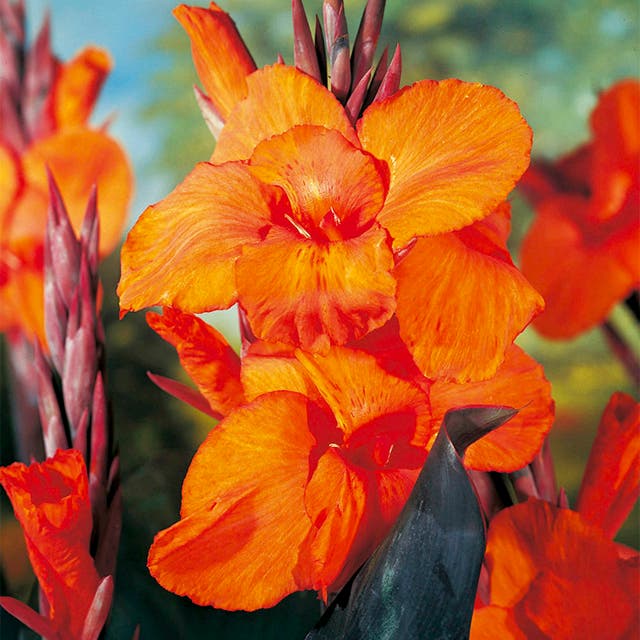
[[1, 0, 638, 637]]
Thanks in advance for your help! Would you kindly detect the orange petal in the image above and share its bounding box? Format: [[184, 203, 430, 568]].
[[236, 225, 396, 351], [18, 129, 132, 255], [149, 392, 320, 610], [295, 346, 431, 445], [395, 217, 544, 382], [119, 162, 279, 313], [590, 79, 640, 219], [174, 2, 256, 121], [358, 79, 532, 247], [212, 64, 359, 163], [146, 308, 245, 418], [295, 448, 367, 597], [0, 143, 22, 230], [520, 194, 639, 338], [249, 125, 387, 234], [576, 392, 640, 539], [52, 47, 111, 129], [470, 606, 526, 640], [0, 450, 100, 637], [429, 345, 554, 472]]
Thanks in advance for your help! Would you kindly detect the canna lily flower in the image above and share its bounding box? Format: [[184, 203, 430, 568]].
[[119, 1, 542, 383], [0, 3, 132, 345], [145, 306, 554, 611], [0, 449, 113, 640], [470, 499, 639, 640], [520, 79, 640, 338]]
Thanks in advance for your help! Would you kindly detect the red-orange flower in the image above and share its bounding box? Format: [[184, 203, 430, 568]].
[[119, 3, 541, 383], [0, 449, 109, 640], [0, 15, 133, 345], [520, 79, 640, 338], [470, 499, 639, 639], [145, 307, 554, 610]]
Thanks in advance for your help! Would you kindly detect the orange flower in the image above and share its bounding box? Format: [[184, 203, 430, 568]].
[[0, 14, 133, 345], [576, 391, 639, 539], [145, 307, 554, 610], [119, 3, 541, 383], [470, 499, 639, 640], [0, 449, 110, 640], [520, 79, 640, 338]]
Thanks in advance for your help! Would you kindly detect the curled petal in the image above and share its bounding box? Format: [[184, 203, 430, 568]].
[[119, 162, 279, 314], [576, 392, 640, 539], [174, 2, 256, 121], [249, 125, 388, 233], [18, 129, 132, 255], [213, 64, 359, 163], [52, 47, 111, 129], [429, 345, 554, 472], [395, 214, 544, 382], [147, 308, 245, 418], [358, 79, 532, 247], [236, 225, 396, 351], [149, 392, 319, 610], [520, 194, 639, 338]]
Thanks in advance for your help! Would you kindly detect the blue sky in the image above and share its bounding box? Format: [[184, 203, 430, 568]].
[[29, 0, 185, 219]]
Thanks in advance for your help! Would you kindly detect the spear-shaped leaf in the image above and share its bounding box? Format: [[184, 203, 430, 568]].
[[307, 405, 517, 640]]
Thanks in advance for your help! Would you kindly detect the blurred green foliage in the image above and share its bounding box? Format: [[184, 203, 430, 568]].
[[1, 1, 638, 638]]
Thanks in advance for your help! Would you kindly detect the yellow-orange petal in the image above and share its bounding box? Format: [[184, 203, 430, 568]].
[[429, 345, 554, 472], [0, 143, 22, 231], [212, 64, 359, 164], [358, 79, 532, 247], [295, 346, 431, 445], [249, 125, 387, 233], [576, 392, 639, 539], [395, 223, 544, 383], [52, 47, 111, 129], [149, 392, 319, 610], [470, 606, 526, 640], [236, 225, 396, 351], [520, 194, 639, 338], [17, 129, 132, 255], [295, 448, 367, 597], [174, 3, 256, 121], [146, 308, 245, 418], [119, 162, 279, 314]]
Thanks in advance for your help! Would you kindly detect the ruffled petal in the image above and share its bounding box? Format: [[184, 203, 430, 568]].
[[294, 346, 431, 446], [470, 606, 526, 640], [17, 129, 132, 255], [147, 308, 245, 418], [429, 345, 554, 472], [236, 225, 396, 351], [358, 79, 532, 247], [520, 194, 639, 338], [119, 162, 280, 313], [52, 47, 111, 129], [395, 212, 544, 382], [212, 64, 359, 163], [0, 450, 100, 637], [249, 125, 387, 234], [173, 3, 256, 121], [295, 448, 367, 598], [148, 392, 320, 610], [576, 392, 639, 539]]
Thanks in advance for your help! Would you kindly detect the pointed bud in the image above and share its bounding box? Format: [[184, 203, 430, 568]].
[[530, 438, 557, 502], [193, 84, 224, 139], [292, 0, 321, 82], [0, 596, 56, 638], [364, 45, 388, 107], [351, 0, 385, 90], [372, 43, 401, 103], [80, 575, 114, 640], [345, 67, 371, 122], [509, 465, 540, 501]]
